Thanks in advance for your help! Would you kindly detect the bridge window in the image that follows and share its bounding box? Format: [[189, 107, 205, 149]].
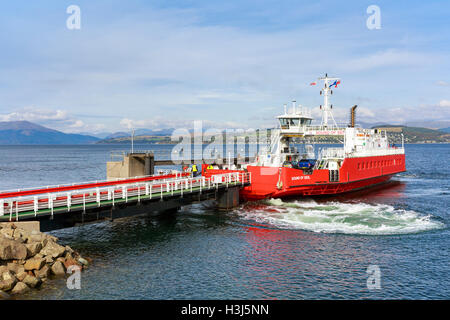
[[279, 118, 290, 129], [301, 119, 312, 126]]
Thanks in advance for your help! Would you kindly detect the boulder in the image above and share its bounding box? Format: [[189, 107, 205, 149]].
[[16, 271, 27, 282], [11, 282, 29, 295], [25, 242, 42, 257], [26, 233, 47, 245], [45, 256, 54, 264], [0, 227, 14, 238], [0, 266, 8, 274], [13, 228, 31, 240], [0, 290, 11, 300], [65, 252, 74, 261], [65, 246, 74, 254], [22, 275, 40, 288], [78, 257, 89, 266], [64, 258, 81, 269], [0, 238, 28, 260], [34, 265, 50, 279], [24, 258, 45, 271], [0, 271, 17, 291], [51, 261, 66, 276], [7, 262, 24, 275], [40, 240, 65, 258]]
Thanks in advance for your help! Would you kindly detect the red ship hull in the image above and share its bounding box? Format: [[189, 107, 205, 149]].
[[203, 153, 406, 201]]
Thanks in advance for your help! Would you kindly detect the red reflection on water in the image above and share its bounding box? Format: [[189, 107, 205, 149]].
[[234, 181, 407, 299]]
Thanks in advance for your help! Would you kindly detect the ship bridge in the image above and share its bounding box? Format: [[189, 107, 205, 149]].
[[277, 101, 313, 137]]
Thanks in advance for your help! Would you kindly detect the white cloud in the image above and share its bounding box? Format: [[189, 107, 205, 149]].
[[438, 100, 450, 107], [0, 107, 106, 134], [120, 117, 247, 131], [0, 107, 68, 122]]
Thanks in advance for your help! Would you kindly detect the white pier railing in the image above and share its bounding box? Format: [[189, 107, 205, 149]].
[[0, 172, 251, 221]]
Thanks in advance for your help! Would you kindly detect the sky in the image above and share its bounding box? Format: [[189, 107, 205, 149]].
[[0, 0, 449, 134]]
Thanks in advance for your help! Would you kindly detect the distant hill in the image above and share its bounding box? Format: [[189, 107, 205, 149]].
[[0, 121, 99, 145], [97, 124, 450, 144], [372, 125, 450, 143], [439, 127, 450, 133], [103, 128, 177, 140]]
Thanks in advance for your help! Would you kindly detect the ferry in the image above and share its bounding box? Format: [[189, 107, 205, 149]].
[[202, 74, 406, 201]]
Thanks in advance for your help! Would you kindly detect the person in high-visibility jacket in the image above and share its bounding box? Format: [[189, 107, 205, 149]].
[[207, 164, 214, 170], [192, 164, 199, 177]]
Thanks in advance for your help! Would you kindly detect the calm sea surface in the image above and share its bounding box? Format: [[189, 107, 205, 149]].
[[0, 144, 448, 299]]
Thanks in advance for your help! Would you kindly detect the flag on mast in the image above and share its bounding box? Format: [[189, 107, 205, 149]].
[[310, 82, 317, 85], [330, 80, 341, 88]]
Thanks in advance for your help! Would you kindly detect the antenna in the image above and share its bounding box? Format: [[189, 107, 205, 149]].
[[317, 74, 340, 129]]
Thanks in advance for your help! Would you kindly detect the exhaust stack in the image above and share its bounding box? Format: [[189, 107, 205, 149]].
[[350, 105, 357, 128]]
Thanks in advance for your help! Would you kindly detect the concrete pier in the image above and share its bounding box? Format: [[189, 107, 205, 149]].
[[217, 186, 240, 210], [107, 152, 154, 180]]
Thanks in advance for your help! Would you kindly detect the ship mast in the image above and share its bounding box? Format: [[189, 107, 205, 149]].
[[318, 73, 339, 129]]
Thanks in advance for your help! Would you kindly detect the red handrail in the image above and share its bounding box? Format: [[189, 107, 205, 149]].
[[0, 173, 190, 199]]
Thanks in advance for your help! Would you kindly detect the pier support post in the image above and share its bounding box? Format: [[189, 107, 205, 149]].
[[217, 186, 240, 210]]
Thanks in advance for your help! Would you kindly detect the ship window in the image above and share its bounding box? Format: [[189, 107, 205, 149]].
[[300, 119, 311, 126], [279, 118, 290, 128], [290, 119, 299, 126]]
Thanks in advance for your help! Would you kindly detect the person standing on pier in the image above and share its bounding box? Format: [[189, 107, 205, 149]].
[[192, 164, 199, 177]]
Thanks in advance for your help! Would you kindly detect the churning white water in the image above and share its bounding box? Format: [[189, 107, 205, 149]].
[[237, 198, 444, 235]]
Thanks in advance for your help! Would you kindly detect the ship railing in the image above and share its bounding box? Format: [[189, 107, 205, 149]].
[[319, 148, 345, 159], [0, 172, 251, 219], [347, 147, 405, 158], [0, 171, 187, 197]]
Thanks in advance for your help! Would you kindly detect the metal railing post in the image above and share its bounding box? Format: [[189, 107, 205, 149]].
[[96, 187, 100, 207], [67, 192, 71, 212], [138, 184, 141, 203]]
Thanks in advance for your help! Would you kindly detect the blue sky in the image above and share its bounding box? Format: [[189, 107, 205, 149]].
[[0, 0, 449, 133]]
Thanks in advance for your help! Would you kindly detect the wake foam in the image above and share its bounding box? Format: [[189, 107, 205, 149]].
[[236, 198, 444, 235]]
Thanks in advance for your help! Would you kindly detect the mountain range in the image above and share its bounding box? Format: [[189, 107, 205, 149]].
[[0, 120, 449, 145], [0, 121, 99, 145]]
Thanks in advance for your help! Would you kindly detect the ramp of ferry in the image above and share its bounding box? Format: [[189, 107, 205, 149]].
[[0, 172, 250, 232]]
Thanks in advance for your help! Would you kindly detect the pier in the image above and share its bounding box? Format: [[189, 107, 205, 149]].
[[0, 172, 251, 232]]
